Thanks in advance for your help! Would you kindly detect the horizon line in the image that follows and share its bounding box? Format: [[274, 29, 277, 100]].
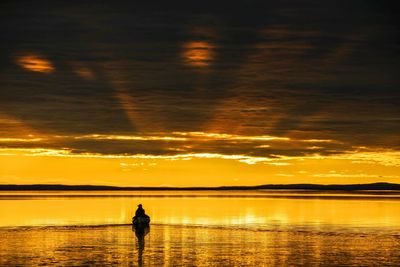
[[1, 182, 400, 191]]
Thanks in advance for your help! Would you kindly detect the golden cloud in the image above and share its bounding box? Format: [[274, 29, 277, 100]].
[[182, 41, 216, 67], [16, 54, 54, 73]]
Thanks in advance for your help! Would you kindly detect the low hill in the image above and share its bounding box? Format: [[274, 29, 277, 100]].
[[0, 182, 399, 191]]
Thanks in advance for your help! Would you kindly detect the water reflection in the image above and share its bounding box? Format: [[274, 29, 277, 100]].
[[132, 225, 150, 267], [1, 225, 399, 266], [0, 191, 399, 230], [1, 191, 400, 265]]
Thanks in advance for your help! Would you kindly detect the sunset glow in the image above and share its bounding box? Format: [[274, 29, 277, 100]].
[[0, 1, 399, 188], [16, 54, 54, 73], [2, 2, 400, 266], [182, 41, 215, 67]]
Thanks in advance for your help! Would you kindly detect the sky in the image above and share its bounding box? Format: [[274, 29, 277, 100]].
[[0, 1, 399, 186]]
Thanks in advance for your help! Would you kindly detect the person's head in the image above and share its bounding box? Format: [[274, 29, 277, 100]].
[[138, 204, 142, 208]]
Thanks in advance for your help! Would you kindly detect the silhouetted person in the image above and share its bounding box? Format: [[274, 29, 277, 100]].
[[133, 204, 150, 222], [132, 204, 150, 225], [132, 205, 150, 267], [135, 204, 146, 217]]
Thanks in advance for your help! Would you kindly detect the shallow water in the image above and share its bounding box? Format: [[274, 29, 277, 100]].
[[1, 224, 400, 266], [1, 191, 400, 266]]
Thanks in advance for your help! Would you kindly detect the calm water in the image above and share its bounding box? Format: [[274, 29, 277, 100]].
[[1, 191, 400, 266]]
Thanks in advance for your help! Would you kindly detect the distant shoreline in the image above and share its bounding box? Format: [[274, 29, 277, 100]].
[[0, 182, 399, 191]]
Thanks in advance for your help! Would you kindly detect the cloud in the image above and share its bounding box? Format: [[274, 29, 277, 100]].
[[1, 133, 399, 167], [182, 41, 216, 67], [0, 0, 399, 166], [0, 137, 43, 143], [15, 54, 54, 73], [0, 131, 345, 160]]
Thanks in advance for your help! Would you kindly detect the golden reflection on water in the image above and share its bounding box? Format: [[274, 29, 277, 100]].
[[0, 191, 399, 229], [1, 224, 399, 266]]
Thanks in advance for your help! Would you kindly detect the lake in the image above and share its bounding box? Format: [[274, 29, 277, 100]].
[[1, 191, 400, 266]]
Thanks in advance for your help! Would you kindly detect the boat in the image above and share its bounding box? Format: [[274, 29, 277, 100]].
[[132, 215, 150, 227]]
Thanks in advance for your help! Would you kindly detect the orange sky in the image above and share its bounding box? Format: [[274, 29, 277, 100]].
[[1, 1, 399, 186], [1, 146, 399, 186]]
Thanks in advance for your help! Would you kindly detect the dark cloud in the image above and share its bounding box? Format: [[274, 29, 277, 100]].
[[0, 133, 349, 160], [0, 0, 399, 157]]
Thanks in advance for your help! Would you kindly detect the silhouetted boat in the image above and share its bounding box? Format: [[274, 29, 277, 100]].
[[132, 215, 150, 227]]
